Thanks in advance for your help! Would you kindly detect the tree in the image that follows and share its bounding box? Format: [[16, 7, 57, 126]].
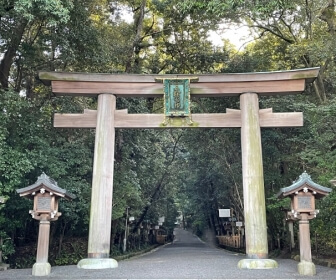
[[0, 0, 73, 90]]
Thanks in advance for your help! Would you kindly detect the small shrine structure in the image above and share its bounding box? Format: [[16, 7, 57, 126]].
[[278, 172, 332, 276], [17, 173, 75, 276]]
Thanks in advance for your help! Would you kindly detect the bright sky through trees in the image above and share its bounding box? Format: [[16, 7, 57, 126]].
[[120, 9, 251, 49], [208, 24, 252, 49]]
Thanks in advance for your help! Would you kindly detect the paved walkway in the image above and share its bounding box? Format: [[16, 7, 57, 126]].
[[1, 228, 335, 280]]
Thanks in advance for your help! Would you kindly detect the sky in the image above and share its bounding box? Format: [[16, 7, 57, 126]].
[[119, 9, 253, 50], [208, 23, 253, 49]]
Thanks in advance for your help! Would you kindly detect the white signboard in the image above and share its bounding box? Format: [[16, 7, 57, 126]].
[[159, 216, 165, 223], [218, 209, 231, 217], [155, 225, 160, 230], [236, 221, 243, 227]]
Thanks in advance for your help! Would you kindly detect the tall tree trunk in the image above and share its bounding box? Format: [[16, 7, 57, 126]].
[[320, 0, 335, 35], [57, 221, 67, 257], [125, 0, 147, 73], [110, 219, 118, 250], [317, 0, 335, 102], [132, 173, 167, 233], [132, 134, 181, 233], [0, 21, 27, 89]]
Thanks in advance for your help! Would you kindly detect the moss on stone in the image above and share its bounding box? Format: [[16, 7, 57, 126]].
[[159, 117, 199, 127], [237, 259, 278, 269]]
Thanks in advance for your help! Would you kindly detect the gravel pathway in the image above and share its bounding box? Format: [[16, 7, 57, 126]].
[[1, 228, 335, 280]]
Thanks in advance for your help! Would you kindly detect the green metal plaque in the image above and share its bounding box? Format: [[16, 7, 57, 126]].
[[163, 79, 191, 117], [155, 77, 198, 126]]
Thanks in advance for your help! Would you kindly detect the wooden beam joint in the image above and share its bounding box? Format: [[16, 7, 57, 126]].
[[54, 108, 303, 129]]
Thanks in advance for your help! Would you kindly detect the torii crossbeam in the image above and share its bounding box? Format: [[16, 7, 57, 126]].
[[39, 67, 319, 270]]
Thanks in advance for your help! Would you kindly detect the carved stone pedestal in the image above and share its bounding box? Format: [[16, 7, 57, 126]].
[[238, 259, 278, 269], [32, 262, 51, 276], [298, 260, 316, 276], [0, 263, 9, 271], [77, 258, 118, 269]]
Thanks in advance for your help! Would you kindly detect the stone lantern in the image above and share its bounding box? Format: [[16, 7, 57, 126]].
[[277, 172, 331, 276], [17, 173, 75, 276]]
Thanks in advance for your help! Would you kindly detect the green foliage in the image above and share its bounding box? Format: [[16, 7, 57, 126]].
[[180, 0, 295, 21], [0, 235, 15, 261], [191, 218, 207, 237], [51, 239, 86, 266], [0, 90, 35, 194], [12, 0, 73, 24]]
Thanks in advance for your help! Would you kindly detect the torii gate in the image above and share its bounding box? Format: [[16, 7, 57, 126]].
[[39, 67, 319, 269]]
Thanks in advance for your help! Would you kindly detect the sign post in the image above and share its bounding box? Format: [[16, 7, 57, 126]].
[[218, 209, 231, 218]]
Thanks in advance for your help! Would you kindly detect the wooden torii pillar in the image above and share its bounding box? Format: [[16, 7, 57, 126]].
[[39, 67, 319, 269]]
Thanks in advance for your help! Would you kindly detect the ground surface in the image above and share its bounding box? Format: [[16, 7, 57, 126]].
[[1, 228, 335, 280]]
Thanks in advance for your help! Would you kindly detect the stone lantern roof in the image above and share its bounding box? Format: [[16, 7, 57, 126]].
[[16, 173, 76, 200], [277, 171, 332, 199], [330, 178, 336, 186]]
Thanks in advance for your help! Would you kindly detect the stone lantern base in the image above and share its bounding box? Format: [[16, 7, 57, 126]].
[[32, 262, 51, 276], [0, 263, 9, 271], [298, 260, 316, 276], [238, 259, 278, 269], [77, 258, 118, 269]]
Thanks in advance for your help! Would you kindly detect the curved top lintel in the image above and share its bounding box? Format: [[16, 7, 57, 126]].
[[40, 67, 319, 84], [38, 67, 320, 97]]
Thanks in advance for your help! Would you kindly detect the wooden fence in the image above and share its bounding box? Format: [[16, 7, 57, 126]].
[[217, 235, 241, 248]]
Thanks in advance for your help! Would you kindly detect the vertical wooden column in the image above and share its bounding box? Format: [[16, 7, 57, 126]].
[[88, 93, 115, 258], [78, 93, 118, 269], [299, 214, 312, 262], [36, 220, 50, 262], [238, 93, 277, 269], [298, 214, 315, 275], [32, 215, 51, 276]]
